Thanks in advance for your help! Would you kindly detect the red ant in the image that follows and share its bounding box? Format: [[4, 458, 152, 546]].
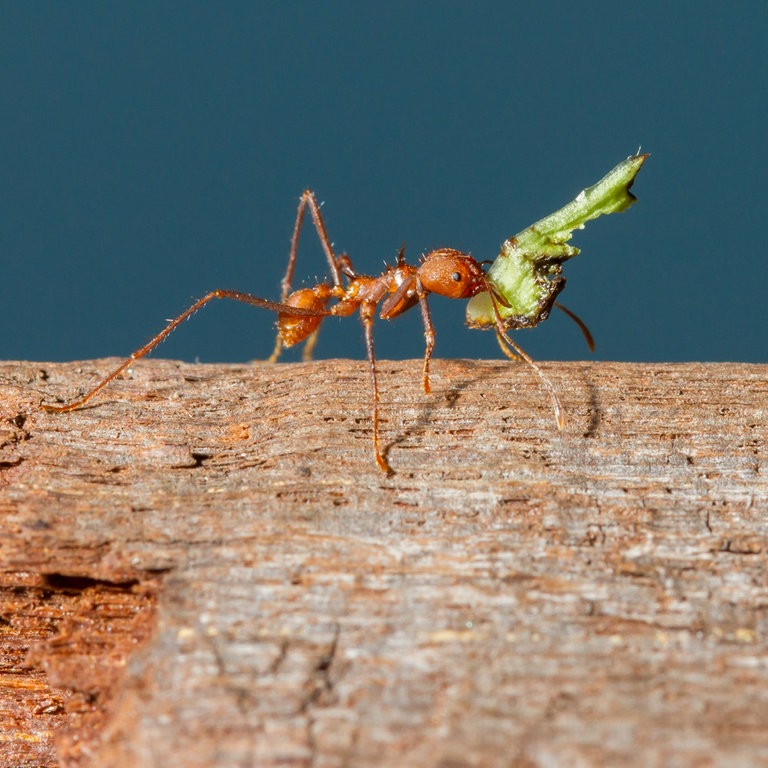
[[42, 190, 591, 474]]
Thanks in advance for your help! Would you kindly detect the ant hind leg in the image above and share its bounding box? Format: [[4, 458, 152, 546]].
[[43, 290, 330, 413], [269, 191, 347, 362]]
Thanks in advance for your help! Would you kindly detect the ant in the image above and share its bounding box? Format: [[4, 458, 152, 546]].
[[42, 190, 592, 474]]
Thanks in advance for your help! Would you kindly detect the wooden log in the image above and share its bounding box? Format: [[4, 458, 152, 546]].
[[0, 358, 766, 767]]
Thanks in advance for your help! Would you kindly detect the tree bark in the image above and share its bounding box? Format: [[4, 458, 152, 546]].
[[1, 358, 766, 767]]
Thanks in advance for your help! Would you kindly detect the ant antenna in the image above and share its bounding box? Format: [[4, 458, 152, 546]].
[[554, 302, 595, 352]]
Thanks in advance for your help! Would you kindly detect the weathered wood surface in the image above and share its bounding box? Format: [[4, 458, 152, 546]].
[[1, 358, 766, 767]]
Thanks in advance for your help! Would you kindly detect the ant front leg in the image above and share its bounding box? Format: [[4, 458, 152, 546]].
[[487, 294, 566, 431], [269, 190, 346, 363], [377, 269, 433, 394]]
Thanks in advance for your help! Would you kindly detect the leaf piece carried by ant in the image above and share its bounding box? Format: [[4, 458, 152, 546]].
[[465, 153, 648, 330]]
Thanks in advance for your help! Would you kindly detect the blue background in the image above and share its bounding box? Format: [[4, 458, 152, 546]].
[[2, 3, 766, 365]]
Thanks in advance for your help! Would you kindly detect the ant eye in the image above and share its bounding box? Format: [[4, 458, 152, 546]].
[[451, 271, 462, 282]]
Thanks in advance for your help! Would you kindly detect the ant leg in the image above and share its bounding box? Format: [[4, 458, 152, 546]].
[[269, 190, 346, 363], [300, 326, 321, 361], [495, 329, 520, 361], [495, 326, 565, 430], [268, 334, 286, 363], [360, 303, 392, 474], [487, 291, 565, 430], [42, 289, 330, 413], [280, 190, 344, 296], [415, 287, 435, 394]]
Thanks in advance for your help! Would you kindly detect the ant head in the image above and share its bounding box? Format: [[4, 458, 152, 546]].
[[418, 249, 488, 299]]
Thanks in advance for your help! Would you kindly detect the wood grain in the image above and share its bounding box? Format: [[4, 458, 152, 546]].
[[1, 358, 766, 767]]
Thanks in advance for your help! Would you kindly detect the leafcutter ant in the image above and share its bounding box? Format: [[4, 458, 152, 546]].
[[42, 190, 592, 474]]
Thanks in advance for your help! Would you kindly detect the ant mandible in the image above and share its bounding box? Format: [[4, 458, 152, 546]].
[[42, 190, 591, 474]]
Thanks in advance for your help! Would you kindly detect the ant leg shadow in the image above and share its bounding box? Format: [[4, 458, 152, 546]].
[[582, 370, 602, 437], [381, 364, 483, 461]]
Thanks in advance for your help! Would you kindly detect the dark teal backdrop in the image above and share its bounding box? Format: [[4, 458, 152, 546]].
[[2, 3, 766, 365]]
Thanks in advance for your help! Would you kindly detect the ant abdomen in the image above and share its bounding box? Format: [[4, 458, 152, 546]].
[[278, 285, 331, 346]]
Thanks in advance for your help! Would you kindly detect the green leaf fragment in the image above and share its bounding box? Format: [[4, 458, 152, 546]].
[[466, 153, 648, 328]]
